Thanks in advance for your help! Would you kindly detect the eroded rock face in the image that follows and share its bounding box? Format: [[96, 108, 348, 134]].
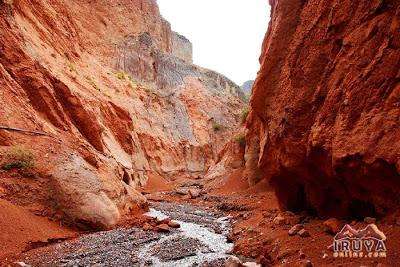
[[172, 32, 193, 63], [247, 0, 400, 217], [0, 0, 244, 228]]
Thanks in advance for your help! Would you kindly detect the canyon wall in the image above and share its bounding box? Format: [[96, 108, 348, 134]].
[[172, 32, 193, 64], [247, 0, 400, 218], [0, 0, 244, 229]]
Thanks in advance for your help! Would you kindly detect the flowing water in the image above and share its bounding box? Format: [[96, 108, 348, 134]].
[[138, 204, 233, 266], [20, 202, 234, 267]]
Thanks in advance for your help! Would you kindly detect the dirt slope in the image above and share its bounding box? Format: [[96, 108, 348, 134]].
[[246, 0, 400, 218], [0, 199, 77, 261]]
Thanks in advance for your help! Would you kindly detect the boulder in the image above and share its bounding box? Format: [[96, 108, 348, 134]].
[[51, 155, 147, 230]]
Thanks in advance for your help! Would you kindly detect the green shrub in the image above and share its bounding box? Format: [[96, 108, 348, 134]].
[[234, 134, 246, 147], [212, 122, 222, 132], [241, 109, 250, 124], [1, 146, 35, 175]]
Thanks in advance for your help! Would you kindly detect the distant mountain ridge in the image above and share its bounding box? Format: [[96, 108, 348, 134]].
[[241, 80, 254, 95]]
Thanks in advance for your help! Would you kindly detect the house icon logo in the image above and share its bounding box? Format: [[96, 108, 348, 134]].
[[332, 224, 387, 258]]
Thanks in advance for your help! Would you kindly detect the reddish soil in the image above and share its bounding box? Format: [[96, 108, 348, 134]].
[[140, 172, 174, 194], [208, 172, 399, 266], [0, 199, 77, 262], [218, 190, 399, 266]]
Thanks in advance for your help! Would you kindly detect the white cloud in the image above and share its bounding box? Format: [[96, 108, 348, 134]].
[[157, 0, 270, 85]]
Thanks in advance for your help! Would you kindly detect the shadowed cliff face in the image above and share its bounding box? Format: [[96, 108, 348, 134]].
[[0, 0, 244, 229], [247, 0, 400, 218]]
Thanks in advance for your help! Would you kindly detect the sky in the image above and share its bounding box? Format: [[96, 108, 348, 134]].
[[157, 0, 271, 85]]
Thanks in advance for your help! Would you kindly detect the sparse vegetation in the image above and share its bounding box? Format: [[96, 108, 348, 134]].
[[128, 79, 140, 90], [116, 70, 141, 90], [115, 70, 162, 95], [116, 70, 129, 81], [241, 108, 250, 124], [234, 134, 246, 147], [67, 62, 78, 74], [1, 146, 35, 176], [212, 122, 222, 132], [85, 76, 101, 91], [141, 81, 159, 94]]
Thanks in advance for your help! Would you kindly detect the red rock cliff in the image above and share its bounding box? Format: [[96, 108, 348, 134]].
[[247, 0, 400, 218], [0, 0, 244, 229]]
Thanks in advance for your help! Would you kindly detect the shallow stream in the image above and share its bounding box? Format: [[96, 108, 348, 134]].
[[20, 201, 234, 267]]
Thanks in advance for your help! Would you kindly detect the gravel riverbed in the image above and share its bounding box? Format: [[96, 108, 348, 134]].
[[19, 201, 234, 267]]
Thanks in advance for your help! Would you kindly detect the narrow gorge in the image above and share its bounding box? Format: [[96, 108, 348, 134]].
[[0, 0, 399, 266]]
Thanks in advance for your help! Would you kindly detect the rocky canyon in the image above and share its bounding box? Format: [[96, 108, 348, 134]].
[[0, 0, 399, 266], [247, 0, 400, 218]]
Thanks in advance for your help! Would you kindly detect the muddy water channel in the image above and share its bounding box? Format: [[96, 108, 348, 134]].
[[22, 202, 234, 267]]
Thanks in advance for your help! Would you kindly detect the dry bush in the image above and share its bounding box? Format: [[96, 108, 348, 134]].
[[1, 146, 35, 176]]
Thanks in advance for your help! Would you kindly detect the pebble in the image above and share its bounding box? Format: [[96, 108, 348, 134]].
[[286, 216, 300, 225], [262, 211, 272, 218], [273, 216, 286, 225], [168, 220, 181, 228], [160, 217, 172, 224], [225, 248, 234, 255], [175, 188, 189, 195], [224, 256, 242, 267], [142, 223, 153, 231], [302, 260, 313, 267], [233, 228, 242, 235], [156, 223, 170, 232], [288, 224, 304, 236], [243, 262, 261, 267], [299, 249, 306, 259], [189, 189, 202, 198], [298, 229, 311, 238]]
